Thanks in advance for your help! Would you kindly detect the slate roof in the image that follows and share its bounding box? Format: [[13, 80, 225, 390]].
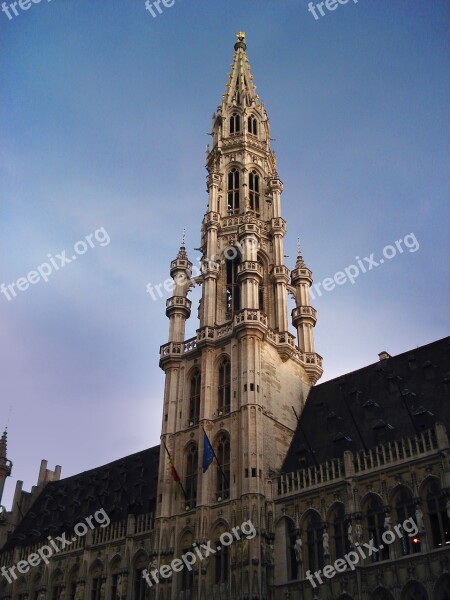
[[282, 336, 450, 473], [2, 445, 160, 551]]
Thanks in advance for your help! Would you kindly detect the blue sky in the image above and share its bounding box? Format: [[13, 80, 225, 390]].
[[0, 0, 448, 508]]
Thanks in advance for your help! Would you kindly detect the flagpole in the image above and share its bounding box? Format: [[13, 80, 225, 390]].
[[162, 438, 187, 499], [201, 424, 229, 491]]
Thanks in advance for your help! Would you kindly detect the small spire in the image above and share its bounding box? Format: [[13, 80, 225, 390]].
[[296, 238, 306, 268], [181, 229, 186, 249], [0, 428, 7, 460]]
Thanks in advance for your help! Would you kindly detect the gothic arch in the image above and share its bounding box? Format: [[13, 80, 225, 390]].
[[131, 548, 148, 566], [178, 528, 195, 559], [88, 558, 104, 576], [325, 500, 345, 523], [434, 574, 450, 600], [360, 490, 384, 507], [418, 474, 441, 497], [209, 517, 231, 536], [212, 428, 230, 445], [214, 352, 231, 370], [300, 507, 322, 528], [109, 553, 122, 568], [178, 525, 195, 542], [273, 513, 296, 530], [389, 482, 414, 504], [400, 581, 429, 600], [370, 588, 395, 600]]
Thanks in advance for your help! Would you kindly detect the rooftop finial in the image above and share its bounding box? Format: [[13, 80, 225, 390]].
[[297, 238, 302, 258], [234, 31, 247, 51], [181, 229, 186, 249]]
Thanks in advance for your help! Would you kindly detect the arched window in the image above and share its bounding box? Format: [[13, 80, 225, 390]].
[[229, 113, 241, 134], [257, 255, 265, 312], [210, 523, 230, 587], [247, 116, 258, 135], [218, 358, 231, 415], [189, 369, 201, 426], [249, 170, 260, 213], [365, 495, 389, 561], [331, 505, 346, 560], [305, 512, 324, 573], [370, 589, 395, 600], [110, 557, 122, 600], [434, 574, 450, 600], [423, 479, 450, 548], [227, 168, 240, 213], [216, 433, 230, 500], [393, 487, 420, 555], [226, 252, 241, 314], [214, 542, 229, 585], [133, 567, 145, 600], [67, 567, 78, 600], [180, 531, 194, 592], [288, 527, 299, 581], [51, 571, 64, 600], [89, 562, 105, 600], [400, 582, 428, 600], [185, 444, 198, 509]]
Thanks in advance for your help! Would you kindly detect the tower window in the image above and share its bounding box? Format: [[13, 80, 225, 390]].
[[226, 252, 241, 313], [189, 368, 201, 426], [229, 113, 241, 134], [214, 542, 229, 584], [218, 357, 231, 415], [185, 443, 198, 509], [247, 116, 258, 136], [227, 168, 240, 213], [249, 170, 260, 213], [216, 433, 230, 500]]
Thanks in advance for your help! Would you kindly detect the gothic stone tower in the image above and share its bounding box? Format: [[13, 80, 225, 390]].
[[155, 33, 323, 599]]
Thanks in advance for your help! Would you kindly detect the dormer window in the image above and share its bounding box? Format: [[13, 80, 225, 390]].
[[230, 113, 241, 135], [247, 116, 258, 136]]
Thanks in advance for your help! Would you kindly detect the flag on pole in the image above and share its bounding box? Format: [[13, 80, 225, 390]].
[[163, 439, 187, 498], [202, 430, 215, 473]]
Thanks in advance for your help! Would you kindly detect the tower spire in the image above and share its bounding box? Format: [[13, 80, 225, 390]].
[[0, 427, 12, 506], [224, 31, 258, 108]]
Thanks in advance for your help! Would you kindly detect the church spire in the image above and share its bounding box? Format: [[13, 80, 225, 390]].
[[223, 32, 259, 108]]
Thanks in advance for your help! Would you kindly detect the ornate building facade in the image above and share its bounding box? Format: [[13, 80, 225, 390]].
[[0, 34, 449, 600]]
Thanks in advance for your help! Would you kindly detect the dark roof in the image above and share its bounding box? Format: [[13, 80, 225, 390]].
[[282, 337, 450, 473], [2, 445, 160, 551]]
